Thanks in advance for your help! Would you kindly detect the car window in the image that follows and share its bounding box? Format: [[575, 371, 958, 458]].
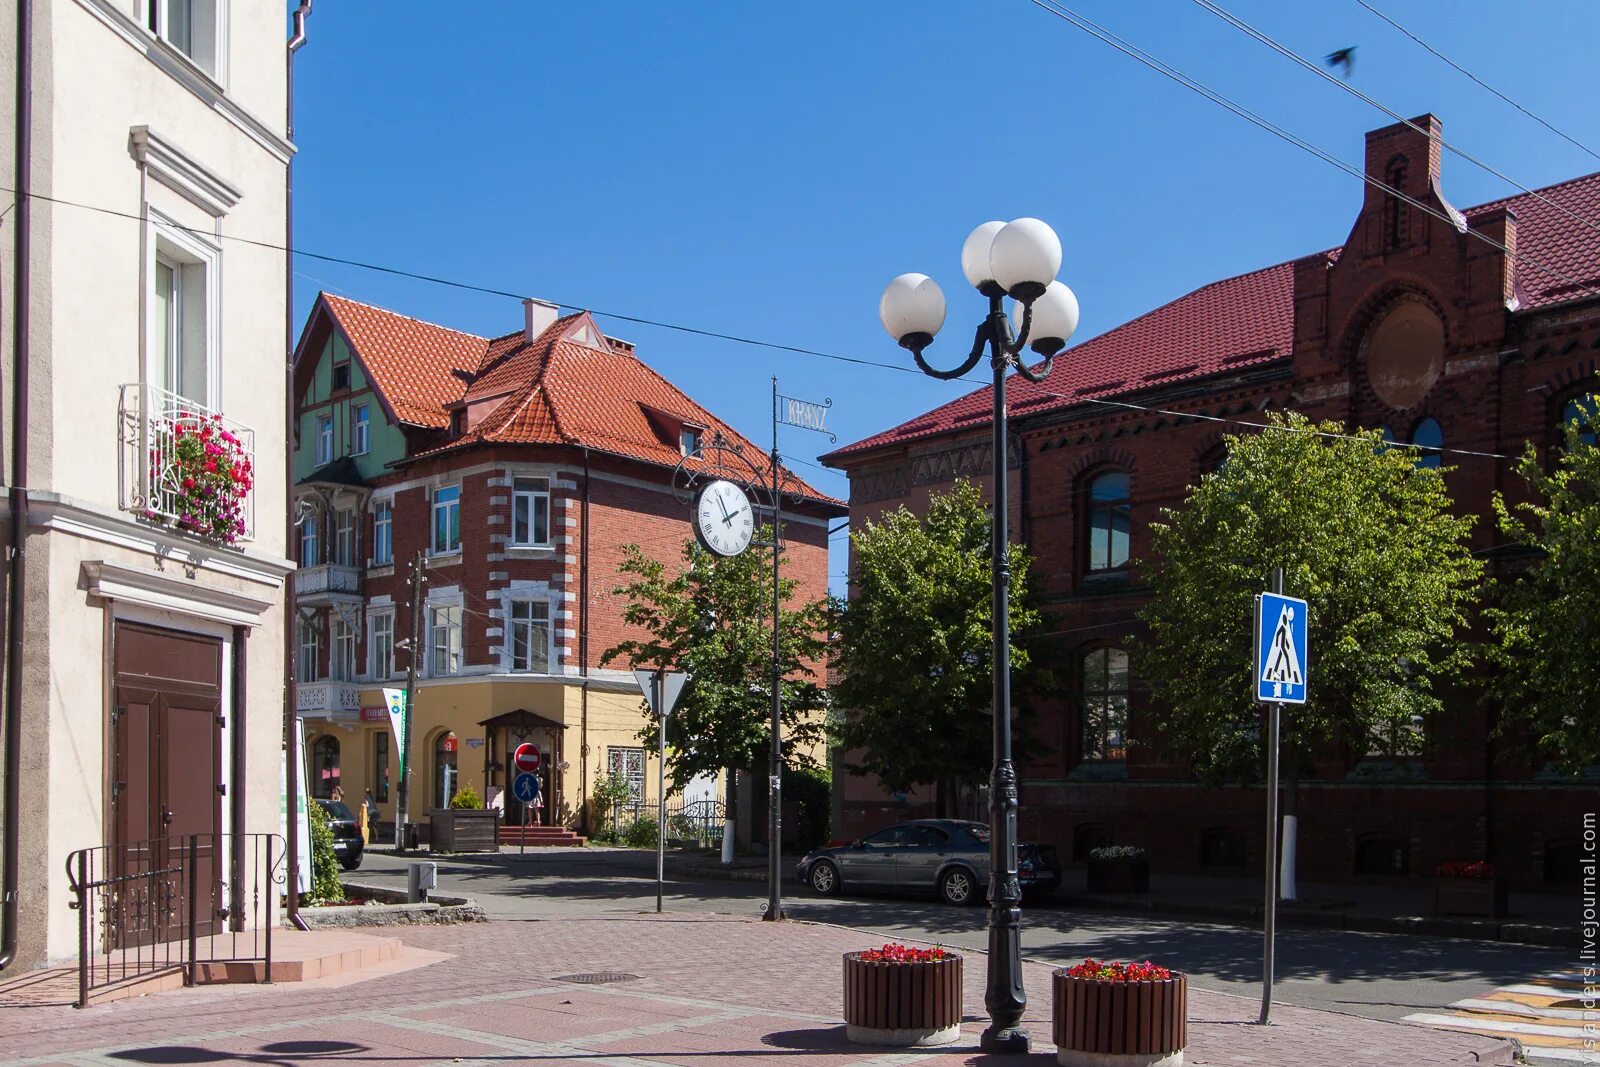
[[320, 800, 355, 820], [862, 826, 908, 847], [907, 826, 949, 847], [961, 823, 991, 845]]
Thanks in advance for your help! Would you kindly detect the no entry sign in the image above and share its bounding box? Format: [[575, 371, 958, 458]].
[[512, 743, 541, 774]]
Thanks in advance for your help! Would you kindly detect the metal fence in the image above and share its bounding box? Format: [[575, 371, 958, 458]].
[[66, 833, 283, 1008], [604, 800, 725, 846]]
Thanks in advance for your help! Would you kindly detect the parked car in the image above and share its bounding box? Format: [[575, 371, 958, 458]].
[[796, 819, 1062, 906], [316, 799, 364, 871]]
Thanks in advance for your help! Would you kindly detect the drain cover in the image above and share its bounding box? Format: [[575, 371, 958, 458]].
[[553, 972, 641, 985]]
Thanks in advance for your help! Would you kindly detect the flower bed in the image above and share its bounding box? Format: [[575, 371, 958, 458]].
[[843, 944, 962, 1047], [1433, 861, 1506, 918], [1087, 845, 1150, 894], [1054, 958, 1186, 1066]]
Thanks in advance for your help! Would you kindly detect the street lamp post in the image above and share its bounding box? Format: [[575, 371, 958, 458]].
[[878, 219, 1079, 1054]]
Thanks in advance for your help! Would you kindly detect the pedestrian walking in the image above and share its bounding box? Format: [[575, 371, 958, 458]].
[[530, 775, 544, 826], [364, 790, 380, 844]]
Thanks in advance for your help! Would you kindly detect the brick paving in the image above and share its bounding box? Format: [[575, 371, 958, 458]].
[[0, 914, 1516, 1066]]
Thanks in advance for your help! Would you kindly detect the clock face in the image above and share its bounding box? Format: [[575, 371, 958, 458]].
[[694, 479, 754, 558]]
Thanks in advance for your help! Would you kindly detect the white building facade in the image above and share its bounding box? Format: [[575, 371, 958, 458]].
[[0, 0, 294, 968]]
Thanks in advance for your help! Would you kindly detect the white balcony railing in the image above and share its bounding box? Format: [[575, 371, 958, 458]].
[[293, 564, 363, 600], [119, 383, 256, 543], [297, 681, 361, 716]]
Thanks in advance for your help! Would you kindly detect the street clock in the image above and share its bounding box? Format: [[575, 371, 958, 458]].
[[694, 478, 755, 557]]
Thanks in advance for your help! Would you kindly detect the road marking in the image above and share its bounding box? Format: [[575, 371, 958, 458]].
[[1404, 973, 1600, 1066]]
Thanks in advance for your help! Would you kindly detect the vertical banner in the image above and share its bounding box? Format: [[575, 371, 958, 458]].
[[382, 687, 407, 774], [280, 716, 312, 895]]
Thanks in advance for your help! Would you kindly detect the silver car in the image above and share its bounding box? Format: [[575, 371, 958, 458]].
[[796, 819, 1062, 907]]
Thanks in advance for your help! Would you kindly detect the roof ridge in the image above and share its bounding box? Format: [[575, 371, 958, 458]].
[[322, 292, 489, 343]]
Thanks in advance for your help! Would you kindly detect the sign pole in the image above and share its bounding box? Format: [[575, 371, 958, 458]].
[[1259, 566, 1284, 1026], [655, 670, 667, 914]]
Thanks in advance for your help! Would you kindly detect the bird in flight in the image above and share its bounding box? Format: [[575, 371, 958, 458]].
[[1324, 46, 1356, 78]]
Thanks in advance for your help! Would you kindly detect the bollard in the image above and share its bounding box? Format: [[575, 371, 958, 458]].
[[407, 861, 437, 904]]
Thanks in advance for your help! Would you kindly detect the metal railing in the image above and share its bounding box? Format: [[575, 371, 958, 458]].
[[66, 833, 283, 1008], [669, 800, 726, 845], [293, 563, 362, 598], [118, 382, 256, 542]]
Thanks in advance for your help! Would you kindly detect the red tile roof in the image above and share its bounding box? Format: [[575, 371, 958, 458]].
[[314, 294, 840, 507], [825, 172, 1600, 462]]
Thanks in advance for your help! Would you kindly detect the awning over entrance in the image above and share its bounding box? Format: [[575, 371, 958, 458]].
[[478, 709, 568, 827]]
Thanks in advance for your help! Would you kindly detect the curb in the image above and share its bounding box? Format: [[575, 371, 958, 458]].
[[680, 864, 802, 885], [1056, 892, 1568, 949]]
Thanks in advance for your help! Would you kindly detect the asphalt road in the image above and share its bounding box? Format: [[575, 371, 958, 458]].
[[344, 845, 1569, 1026]]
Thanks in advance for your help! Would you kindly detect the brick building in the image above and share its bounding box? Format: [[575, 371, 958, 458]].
[[823, 115, 1599, 890], [290, 293, 840, 840]]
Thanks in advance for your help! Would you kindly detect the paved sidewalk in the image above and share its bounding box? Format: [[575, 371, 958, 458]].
[[0, 914, 1518, 1066]]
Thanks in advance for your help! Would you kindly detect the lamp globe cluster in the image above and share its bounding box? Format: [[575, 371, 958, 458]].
[[880, 217, 1079, 358]]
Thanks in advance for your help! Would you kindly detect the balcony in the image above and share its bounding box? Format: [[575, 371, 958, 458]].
[[296, 681, 361, 719], [294, 563, 363, 607], [118, 383, 256, 543]]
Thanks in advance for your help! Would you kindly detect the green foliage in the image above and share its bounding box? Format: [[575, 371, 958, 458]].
[[304, 800, 344, 905], [623, 814, 661, 849], [590, 771, 634, 833], [1485, 399, 1600, 770], [449, 784, 483, 810], [602, 528, 832, 815], [832, 480, 1043, 796], [1137, 412, 1482, 783], [783, 764, 832, 852]]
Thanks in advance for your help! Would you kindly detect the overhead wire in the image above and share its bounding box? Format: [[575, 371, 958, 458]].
[[1187, 0, 1600, 238], [1351, 0, 1600, 165]]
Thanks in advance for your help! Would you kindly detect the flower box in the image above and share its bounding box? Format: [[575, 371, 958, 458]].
[[1087, 856, 1149, 894], [428, 808, 498, 853], [842, 946, 962, 1047], [1053, 963, 1187, 1067], [1433, 877, 1507, 917]]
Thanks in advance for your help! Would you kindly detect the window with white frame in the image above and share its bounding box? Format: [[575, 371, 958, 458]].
[[368, 610, 394, 680], [299, 510, 320, 568], [331, 618, 356, 682], [511, 477, 550, 547], [146, 0, 223, 80], [148, 217, 217, 408], [680, 427, 702, 456], [371, 500, 392, 566], [430, 604, 462, 676], [507, 599, 551, 673], [353, 404, 370, 455], [297, 618, 320, 683], [315, 416, 333, 466], [431, 485, 461, 554], [334, 509, 356, 567], [607, 747, 646, 805]]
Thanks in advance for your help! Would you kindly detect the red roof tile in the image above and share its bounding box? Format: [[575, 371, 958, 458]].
[[825, 172, 1600, 462], [321, 294, 487, 429]]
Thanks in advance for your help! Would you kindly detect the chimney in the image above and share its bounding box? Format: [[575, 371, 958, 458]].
[[1362, 113, 1442, 216], [523, 298, 559, 344]]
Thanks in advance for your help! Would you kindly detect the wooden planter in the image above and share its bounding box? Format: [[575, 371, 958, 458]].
[[428, 808, 498, 853], [1433, 876, 1507, 918], [1087, 857, 1150, 894], [842, 951, 963, 1047], [1053, 971, 1187, 1067]]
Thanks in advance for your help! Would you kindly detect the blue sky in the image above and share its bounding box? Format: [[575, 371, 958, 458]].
[[293, 1, 1600, 591]]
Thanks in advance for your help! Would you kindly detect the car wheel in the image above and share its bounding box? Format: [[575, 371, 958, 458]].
[[808, 860, 840, 896], [340, 855, 362, 872], [939, 866, 978, 907]]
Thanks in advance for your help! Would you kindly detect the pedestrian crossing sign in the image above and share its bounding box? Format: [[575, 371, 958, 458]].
[[1254, 591, 1309, 704]]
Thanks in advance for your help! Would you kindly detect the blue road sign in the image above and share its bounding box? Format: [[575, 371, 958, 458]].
[[512, 772, 541, 803], [1254, 592, 1309, 704]]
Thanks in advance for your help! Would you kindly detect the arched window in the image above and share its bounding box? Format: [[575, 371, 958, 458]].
[[310, 735, 340, 800], [1410, 417, 1442, 469], [434, 732, 459, 808], [1081, 647, 1129, 762], [1561, 394, 1598, 447], [1199, 443, 1229, 478], [1086, 472, 1131, 573]]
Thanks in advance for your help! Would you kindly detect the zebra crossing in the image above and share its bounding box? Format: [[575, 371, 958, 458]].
[[1403, 971, 1600, 1064]]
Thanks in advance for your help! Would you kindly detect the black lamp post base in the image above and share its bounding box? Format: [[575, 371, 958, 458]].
[[979, 1025, 1030, 1054]]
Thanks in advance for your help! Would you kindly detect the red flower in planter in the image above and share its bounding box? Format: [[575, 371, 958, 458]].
[[158, 414, 251, 545], [858, 943, 948, 963], [1436, 860, 1496, 879], [1063, 958, 1172, 982]]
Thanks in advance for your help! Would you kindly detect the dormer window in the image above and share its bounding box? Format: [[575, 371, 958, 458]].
[[680, 427, 702, 456]]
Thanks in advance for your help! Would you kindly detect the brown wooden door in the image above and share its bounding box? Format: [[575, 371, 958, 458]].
[[111, 622, 223, 946]]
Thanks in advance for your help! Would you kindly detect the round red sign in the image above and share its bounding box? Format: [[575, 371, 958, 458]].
[[512, 743, 541, 774]]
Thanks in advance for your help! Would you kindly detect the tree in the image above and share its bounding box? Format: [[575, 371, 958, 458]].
[[1137, 412, 1482, 888], [832, 480, 1042, 815], [1485, 399, 1600, 771], [601, 527, 831, 827]]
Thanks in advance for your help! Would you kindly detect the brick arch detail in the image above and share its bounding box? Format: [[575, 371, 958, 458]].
[[1065, 448, 1137, 482], [1338, 280, 1453, 371]]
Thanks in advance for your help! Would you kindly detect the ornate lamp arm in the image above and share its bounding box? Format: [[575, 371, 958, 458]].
[[910, 320, 989, 381], [1014, 353, 1056, 384]]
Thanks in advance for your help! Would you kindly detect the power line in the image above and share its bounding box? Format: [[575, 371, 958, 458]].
[[1024, 0, 1600, 306], [1352, 0, 1600, 165], [1188, 0, 1600, 239]]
